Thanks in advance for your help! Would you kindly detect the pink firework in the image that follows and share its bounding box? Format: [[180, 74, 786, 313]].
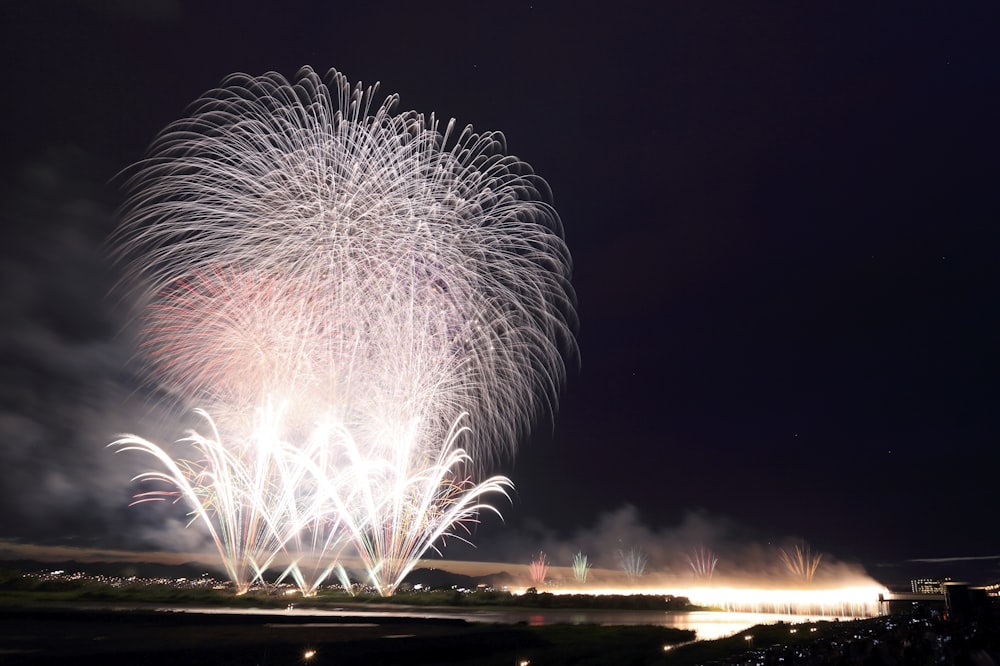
[[686, 546, 719, 579], [529, 551, 549, 586]]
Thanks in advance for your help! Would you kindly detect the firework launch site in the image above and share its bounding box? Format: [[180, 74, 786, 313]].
[[3, 566, 999, 665]]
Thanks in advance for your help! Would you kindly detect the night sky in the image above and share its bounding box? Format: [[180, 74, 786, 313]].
[[2, 2, 998, 584]]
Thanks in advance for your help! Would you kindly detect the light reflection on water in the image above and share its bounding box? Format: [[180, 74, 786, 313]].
[[162, 605, 809, 641]]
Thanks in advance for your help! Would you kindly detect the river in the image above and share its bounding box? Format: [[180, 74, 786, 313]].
[[162, 604, 812, 641]]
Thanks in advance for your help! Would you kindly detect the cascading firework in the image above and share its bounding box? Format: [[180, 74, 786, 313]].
[[780, 543, 823, 584], [686, 546, 718, 580], [110, 67, 575, 596]]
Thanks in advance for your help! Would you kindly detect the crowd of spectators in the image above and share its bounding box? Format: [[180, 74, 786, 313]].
[[710, 603, 1000, 665]]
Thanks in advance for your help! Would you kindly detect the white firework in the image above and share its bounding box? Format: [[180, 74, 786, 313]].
[[116, 67, 576, 466], [111, 66, 575, 595]]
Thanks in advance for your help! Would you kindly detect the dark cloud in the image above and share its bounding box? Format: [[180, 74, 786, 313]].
[[0, 147, 188, 549]]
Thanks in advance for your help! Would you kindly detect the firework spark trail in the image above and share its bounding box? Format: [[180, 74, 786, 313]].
[[617, 546, 648, 581], [115, 67, 576, 470], [529, 551, 549, 586], [292, 412, 513, 595], [571, 551, 592, 583], [687, 546, 719, 579], [780, 543, 823, 584], [112, 67, 575, 595], [112, 401, 513, 596], [112, 402, 323, 594]]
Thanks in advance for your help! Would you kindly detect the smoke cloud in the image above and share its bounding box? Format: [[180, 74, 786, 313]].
[[0, 146, 202, 552], [475, 504, 875, 586]]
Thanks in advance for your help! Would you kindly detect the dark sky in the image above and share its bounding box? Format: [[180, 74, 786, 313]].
[[2, 1, 998, 584]]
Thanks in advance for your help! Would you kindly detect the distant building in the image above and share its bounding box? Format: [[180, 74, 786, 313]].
[[911, 578, 950, 594]]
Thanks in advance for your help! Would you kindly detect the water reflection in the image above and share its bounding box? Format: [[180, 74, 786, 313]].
[[163, 605, 808, 641], [458, 608, 804, 640]]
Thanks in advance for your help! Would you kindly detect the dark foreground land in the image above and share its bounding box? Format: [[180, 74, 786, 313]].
[[4, 605, 1000, 666], [7, 607, 1000, 666], [663, 612, 1000, 665], [0, 605, 694, 665]]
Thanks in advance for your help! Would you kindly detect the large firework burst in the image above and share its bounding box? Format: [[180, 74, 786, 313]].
[[111, 67, 575, 595]]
